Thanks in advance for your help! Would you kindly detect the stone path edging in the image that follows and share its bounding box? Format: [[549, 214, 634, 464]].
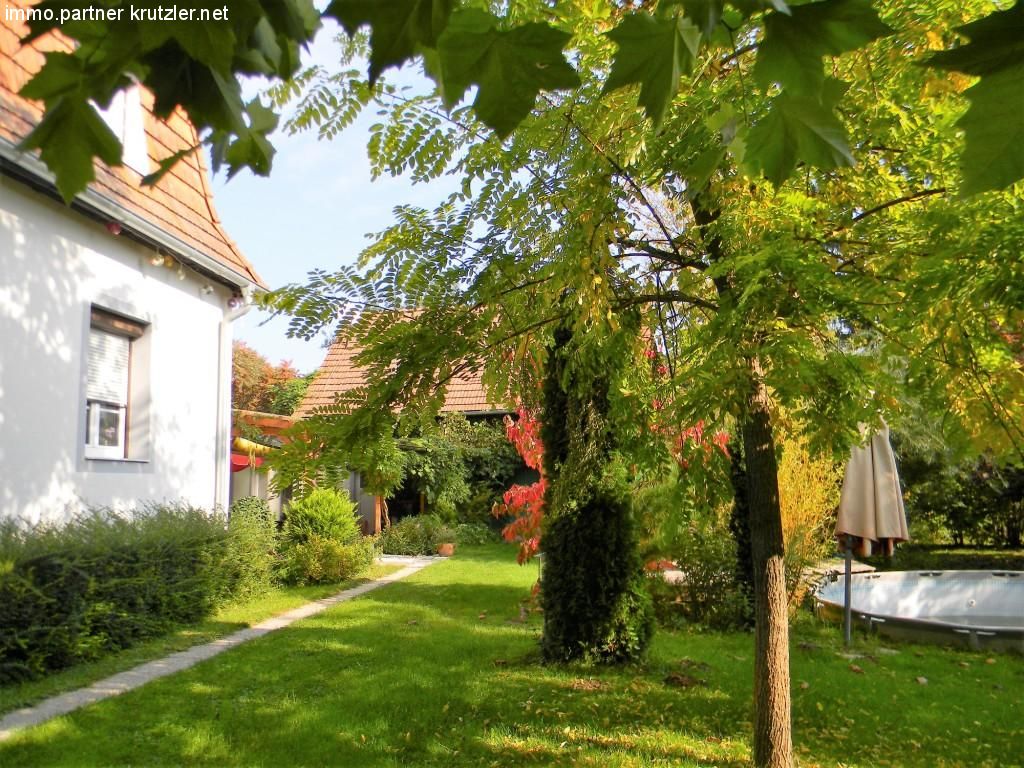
[[0, 556, 438, 742]]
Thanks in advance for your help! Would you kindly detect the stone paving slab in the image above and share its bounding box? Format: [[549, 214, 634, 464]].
[[0, 556, 436, 742]]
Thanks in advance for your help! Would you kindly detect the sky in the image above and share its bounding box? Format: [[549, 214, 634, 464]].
[[211, 21, 457, 375]]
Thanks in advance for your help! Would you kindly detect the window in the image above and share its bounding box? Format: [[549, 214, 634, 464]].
[[86, 308, 146, 460]]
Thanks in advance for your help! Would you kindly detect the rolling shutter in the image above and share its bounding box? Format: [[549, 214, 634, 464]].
[[87, 328, 129, 405]]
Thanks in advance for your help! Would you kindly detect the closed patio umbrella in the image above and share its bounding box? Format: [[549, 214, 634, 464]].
[[835, 422, 909, 644]]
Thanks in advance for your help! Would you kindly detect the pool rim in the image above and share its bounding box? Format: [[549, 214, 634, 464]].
[[812, 569, 1024, 652]]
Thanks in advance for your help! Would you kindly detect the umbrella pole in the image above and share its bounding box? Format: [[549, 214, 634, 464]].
[[844, 534, 853, 647]]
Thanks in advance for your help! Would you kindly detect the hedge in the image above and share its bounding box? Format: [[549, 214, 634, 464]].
[[0, 505, 228, 684]]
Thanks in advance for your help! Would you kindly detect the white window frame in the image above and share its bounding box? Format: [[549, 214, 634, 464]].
[[85, 400, 127, 459], [85, 308, 146, 461]]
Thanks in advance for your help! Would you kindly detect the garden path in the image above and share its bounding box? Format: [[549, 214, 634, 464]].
[[0, 555, 438, 742]]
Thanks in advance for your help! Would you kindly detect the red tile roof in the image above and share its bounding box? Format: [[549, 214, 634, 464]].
[[0, 6, 264, 288], [296, 336, 508, 419]]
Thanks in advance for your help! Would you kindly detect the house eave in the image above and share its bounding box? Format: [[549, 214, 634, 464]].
[[0, 137, 261, 294]]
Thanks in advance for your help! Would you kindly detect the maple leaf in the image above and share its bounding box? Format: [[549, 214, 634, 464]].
[[19, 97, 122, 202], [327, 0, 455, 83], [754, 0, 892, 97], [603, 13, 701, 128], [927, 2, 1024, 194], [745, 80, 855, 186], [434, 9, 579, 138]]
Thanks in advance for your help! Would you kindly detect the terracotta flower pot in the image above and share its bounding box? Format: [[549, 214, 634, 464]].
[[436, 542, 456, 557]]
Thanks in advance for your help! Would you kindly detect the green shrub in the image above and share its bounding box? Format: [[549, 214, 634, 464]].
[[653, 518, 752, 630], [633, 472, 752, 631], [378, 514, 449, 555], [280, 535, 374, 585], [453, 522, 497, 545], [283, 488, 361, 546], [777, 433, 841, 607], [225, 497, 278, 602], [0, 505, 228, 683], [278, 489, 369, 585], [541, 484, 654, 664]]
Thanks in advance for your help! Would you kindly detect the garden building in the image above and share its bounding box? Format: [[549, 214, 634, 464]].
[[297, 336, 513, 532]]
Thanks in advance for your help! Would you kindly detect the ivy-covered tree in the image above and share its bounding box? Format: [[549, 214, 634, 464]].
[[537, 317, 654, 663]]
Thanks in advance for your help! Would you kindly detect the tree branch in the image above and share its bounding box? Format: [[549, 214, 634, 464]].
[[850, 188, 946, 226], [617, 239, 708, 270], [615, 290, 719, 313]]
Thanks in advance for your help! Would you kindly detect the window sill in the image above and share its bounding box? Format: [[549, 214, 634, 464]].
[[84, 455, 150, 464]]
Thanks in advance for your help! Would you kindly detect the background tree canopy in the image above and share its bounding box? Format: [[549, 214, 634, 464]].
[[231, 340, 312, 416]]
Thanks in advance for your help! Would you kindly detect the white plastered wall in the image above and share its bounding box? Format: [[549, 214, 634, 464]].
[[0, 177, 236, 523]]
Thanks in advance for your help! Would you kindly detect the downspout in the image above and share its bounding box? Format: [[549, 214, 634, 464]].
[[215, 297, 252, 513]]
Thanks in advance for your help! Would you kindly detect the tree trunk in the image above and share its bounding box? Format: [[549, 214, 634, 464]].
[[741, 357, 792, 768], [691, 194, 793, 767]]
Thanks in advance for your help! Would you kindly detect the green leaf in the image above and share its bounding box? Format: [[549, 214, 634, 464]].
[[754, 0, 892, 96], [435, 9, 579, 138], [221, 99, 280, 179], [746, 85, 854, 185], [926, 2, 1024, 77], [144, 53, 246, 133], [18, 52, 87, 102], [926, 2, 1024, 194], [327, 0, 455, 82], [139, 21, 236, 75], [669, 0, 725, 39], [683, 146, 726, 197], [731, 0, 790, 16], [141, 145, 199, 187], [262, 0, 322, 42], [603, 13, 701, 127], [956, 63, 1024, 196], [20, 97, 122, 202]]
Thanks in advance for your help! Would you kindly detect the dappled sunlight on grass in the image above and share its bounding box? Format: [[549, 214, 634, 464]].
[[0, 563, 403, 718], [0, 544, 1020, 767]]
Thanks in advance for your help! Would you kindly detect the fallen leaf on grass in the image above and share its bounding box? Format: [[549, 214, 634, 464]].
[[985, 658, 996, 665], [493, 659, 508, 667], [407, 620, 418, 625], [478, 612, 488, 620], [569, 678, 605, 692], [916, 676, 928, 685], [665, 673, 706, 688], [849, 664, 864, 674], [799, 681, 810, 690], [958, 661, 970, 668]]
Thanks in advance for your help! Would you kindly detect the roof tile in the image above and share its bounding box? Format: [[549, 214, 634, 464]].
[[296, 337, 508, 419]]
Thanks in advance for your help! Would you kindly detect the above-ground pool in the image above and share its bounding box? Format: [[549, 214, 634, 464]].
[[814, 570, 1024, 652]]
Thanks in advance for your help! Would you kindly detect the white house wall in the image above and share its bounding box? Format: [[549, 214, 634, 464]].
[[0, 177, 235, 523]]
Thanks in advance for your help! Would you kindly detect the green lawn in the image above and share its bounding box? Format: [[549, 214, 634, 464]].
[[1, 545, 1021, 767], [867, 545, 1024, 573], [0, 562, 402, 718]]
